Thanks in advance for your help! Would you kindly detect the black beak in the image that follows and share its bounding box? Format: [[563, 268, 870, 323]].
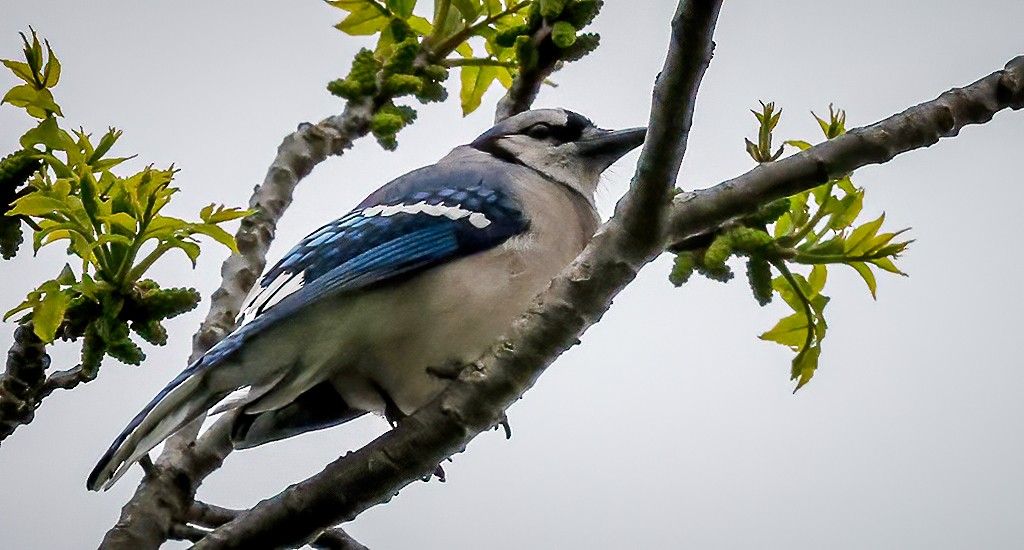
[[577, 127, 647, 167]]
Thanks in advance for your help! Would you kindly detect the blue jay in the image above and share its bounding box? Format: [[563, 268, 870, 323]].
[[87, 108, 645, 491]]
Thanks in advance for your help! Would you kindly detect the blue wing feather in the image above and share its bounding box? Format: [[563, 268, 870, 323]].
[[226, 161, 528, 366]]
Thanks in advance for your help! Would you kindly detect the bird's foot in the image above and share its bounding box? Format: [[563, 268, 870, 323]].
[[493, 414, 512, 439]]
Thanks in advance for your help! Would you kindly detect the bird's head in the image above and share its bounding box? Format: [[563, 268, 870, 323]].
[[470, 108, 646, 199]]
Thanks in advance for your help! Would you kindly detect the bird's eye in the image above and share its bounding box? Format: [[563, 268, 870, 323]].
[[525, 123, 552, 140]]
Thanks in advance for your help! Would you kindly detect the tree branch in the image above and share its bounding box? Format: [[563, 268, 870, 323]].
[[39, 365, 94, 394], [0, 323, 51, 443], [494, 19, 557, 122], [187, 501, 369, 549], [193, 1, 722, 547], [665, 55, 1024, 249]]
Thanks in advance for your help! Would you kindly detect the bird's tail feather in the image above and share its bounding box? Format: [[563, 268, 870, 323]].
[[86, 366, 236, 491]]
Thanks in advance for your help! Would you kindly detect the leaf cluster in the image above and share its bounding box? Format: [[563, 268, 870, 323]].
[[2, 30, 251, 375], [670, 104, 912, 390], [324, 1, 604, 148], [6, 274, 199, 376]]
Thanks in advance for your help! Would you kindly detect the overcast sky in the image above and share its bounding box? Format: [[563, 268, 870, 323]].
[[1, 1, 1023, 548]]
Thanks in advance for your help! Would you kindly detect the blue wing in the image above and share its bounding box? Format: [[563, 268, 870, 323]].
[[205, 161, 529, 369]]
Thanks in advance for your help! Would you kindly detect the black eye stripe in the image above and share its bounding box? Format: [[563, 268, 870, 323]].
[[522, 115, 588, 143], [470, 110, 595, 160]]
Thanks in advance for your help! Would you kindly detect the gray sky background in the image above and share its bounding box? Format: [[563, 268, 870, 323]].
[[1, 1, 1023, 548]]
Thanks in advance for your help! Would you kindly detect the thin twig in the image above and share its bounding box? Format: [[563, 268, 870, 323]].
[[187, 502, 369, 548], [664, 55, 1024, 248], [442, 57, 517, 68], [431, 2, 530, 59], [188, 501, 242, 528]]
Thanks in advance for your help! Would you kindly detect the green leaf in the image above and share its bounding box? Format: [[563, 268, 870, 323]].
[[2, 83, 38, 107], [846, 213, 885, 255], [459, 64, 498, 115], [89, 127, 122, 164], [7, 194, 67, 216], [799, 236, 844, 256], [39, 152, 72, 178], [80, 173, 103, 221], [870, 256, 907, 276], [784, 139, 812, 151], [33, 286, 69, 342], [772, 273, 809, 313], [141, 215, 187, 239], [189, 223, 239, 253], [33, 222, 84, 251], [494, 66, 514, 88], [773, 213, 792, 238], [452, 0, 483, 20], [102, 212, 138, 233], [759, 312, 810, 349], [826, 189, 864, 230], [2, 59, 35, 84], [385, 0, 416, 19], [199, 204, 252, 224], [808, 293, 829, 318], [814, 112, 831, 137], [169, 238, 201, 266], [407, 15, 433, 35], [22, 29, 44, 75], [2, 84, 62, 118], [56, 263, 76, 285], [92, 233, 133, 249], [789, 192, 809, 227], [849, 261, 877, 299], [4, 297, 34, 322], [792, 344, 821, 390], [810, 181, 831, 207], [808, 264, 827, 295], [42, 42, 61, 87], [76, 273, 99, 301], [835, 175, 857, 195], [333, 1, 391, 35], [483, 0, 502, 15], [20, 116, 75, 151]]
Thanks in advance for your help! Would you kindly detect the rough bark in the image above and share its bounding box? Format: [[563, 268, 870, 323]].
[[0, 323, 50, 442], [185, 502, 368, 550], [194, 1, 723, 547]]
